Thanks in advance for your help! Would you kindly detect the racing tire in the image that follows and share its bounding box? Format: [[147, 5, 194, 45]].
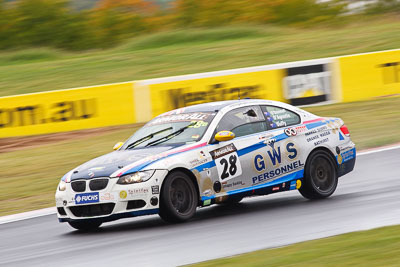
[[299, 150, 338, 200], [159, 171, 198, 223], [68, 220, 102, 231]]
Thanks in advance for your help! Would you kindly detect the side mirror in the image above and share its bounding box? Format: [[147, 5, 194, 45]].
[[113, 142, 124, 151], [215, 131, 235, 142]]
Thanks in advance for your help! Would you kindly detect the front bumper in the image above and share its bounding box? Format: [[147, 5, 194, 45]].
[[55, 170, 167, 223]]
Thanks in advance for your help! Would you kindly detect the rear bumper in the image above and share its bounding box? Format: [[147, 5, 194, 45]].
[[337, 146, 356, 177]]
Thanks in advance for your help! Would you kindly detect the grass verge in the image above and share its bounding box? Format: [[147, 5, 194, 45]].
[[193, 225, 400, 267], [1, 17, 400, 96], [0, 96, 399, 216]]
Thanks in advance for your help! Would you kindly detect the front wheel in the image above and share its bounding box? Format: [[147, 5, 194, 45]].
[[159, 171, 198, 223], [68, 220, 102, 231], [299, 150, 338, 200]]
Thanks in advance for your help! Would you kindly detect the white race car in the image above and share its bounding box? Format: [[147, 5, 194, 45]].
[[56, 99, 356, 230]]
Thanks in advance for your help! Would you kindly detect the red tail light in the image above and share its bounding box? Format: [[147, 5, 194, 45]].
[[340, 124, 350, 137]]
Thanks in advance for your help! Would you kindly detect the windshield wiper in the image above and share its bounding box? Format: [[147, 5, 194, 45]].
[[145, 122, 196, 147], [125, 127, 172, 149]]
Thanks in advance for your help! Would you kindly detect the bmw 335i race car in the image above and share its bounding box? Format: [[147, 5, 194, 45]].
[[56, 99, 356, 230]]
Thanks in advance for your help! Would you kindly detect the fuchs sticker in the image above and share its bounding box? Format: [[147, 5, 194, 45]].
[[75, 192, 99, 205], [211, 144, 242, 182]]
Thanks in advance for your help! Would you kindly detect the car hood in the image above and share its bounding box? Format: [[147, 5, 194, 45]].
[[69, 146, 175, 181]]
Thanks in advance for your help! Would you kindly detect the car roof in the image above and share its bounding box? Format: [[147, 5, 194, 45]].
[[174, 99, 291, 113]]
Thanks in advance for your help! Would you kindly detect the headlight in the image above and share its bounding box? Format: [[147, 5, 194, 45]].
[[58, 181, 67, 191], [117, 170, 155, 185]]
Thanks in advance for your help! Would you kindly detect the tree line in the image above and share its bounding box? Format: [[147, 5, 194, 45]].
[[0, 0, 397, 51]]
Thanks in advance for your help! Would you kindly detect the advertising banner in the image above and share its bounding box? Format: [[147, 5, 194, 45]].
[[133, 68, 285, 122], [339, 49, 400, 102], [282, 59, 333, 106], [0, 82, 136, 138]]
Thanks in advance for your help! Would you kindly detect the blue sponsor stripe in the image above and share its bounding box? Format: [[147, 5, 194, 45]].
[[200, 169, 304, 201], [227, 169, 303, 195]]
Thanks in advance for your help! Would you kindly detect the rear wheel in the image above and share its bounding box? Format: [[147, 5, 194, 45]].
[[159, 171, 198, 223], [299, 150, 338, 200], [68, 220, 102, 231]]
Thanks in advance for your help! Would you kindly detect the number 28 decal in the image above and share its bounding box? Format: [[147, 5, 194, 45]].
[[210, 144, 243, 181]]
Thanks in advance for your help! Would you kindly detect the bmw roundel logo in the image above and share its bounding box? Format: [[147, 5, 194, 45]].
[[88, 171, 95, 178]]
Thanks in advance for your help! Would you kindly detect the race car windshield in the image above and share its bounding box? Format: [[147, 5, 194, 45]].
[[123, 112, 216, 149]]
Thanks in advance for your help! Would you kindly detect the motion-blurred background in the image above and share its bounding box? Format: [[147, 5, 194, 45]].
[[1, 1, 400, 266], [1, 0, 400, 214]]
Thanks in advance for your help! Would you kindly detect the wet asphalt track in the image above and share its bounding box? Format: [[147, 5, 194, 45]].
[[1, 147, 400, 267]]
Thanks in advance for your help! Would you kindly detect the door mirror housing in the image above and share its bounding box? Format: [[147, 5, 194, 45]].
[[113, 142, 124, 150], [215, 131, 235, 142]]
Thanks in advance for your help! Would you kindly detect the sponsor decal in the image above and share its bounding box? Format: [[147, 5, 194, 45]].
[[119, 190, 127, 199], [148, 112, 210, 125], [272, 186, 280, 191], [189, 158, 208, 168], [203, 199, 211, 206], [337, 154, 343, 164], [211, 144, 242, 182], [307, 135, 319, 142], [314, 138, 329, 146], [258, 133, 274, 141], [340, 148, 356, 163], [290, 180, 297, 190], [283, 64, 331, 106], [254, 142, 298, 172], [203, 189, 212, 196], [151, 185, 160, 194], [100, 192, 117, 201], [295, 125, 308, 134], [284, 128, 297, 136], [75, 192, 99, 205], [210, 143, 237, 159], [252, 160, 304, 185], [222, 180, 245, 189], [305, 129, 317, 136], [128, 188, 149, 196]]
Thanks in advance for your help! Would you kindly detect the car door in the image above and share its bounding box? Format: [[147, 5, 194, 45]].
[[206, 105, 268, 194], [250, 105, 304, 190]]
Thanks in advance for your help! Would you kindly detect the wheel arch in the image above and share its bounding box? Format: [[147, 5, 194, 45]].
[[162, 167, 201, 205], [306, 146, 338, 174]]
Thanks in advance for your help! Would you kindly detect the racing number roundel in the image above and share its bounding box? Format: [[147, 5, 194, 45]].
[[210, 144, 242, 181]]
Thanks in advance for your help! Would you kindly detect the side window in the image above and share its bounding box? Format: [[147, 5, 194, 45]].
[[261, 105, 300, 129], [216, 106, 267, 138]]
